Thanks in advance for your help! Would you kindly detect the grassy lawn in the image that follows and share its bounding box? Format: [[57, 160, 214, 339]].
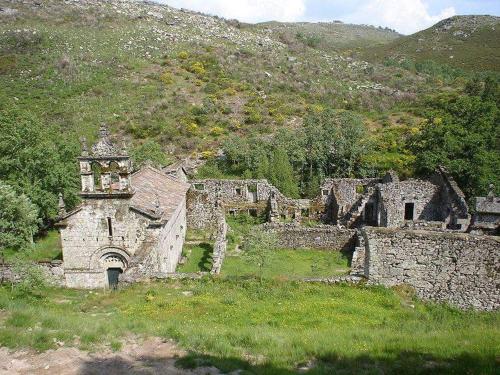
[[178, 243, 214, 273], [1, 231, 62, 263], [0, 280, 498, 374], [221, 249, 349, 279]]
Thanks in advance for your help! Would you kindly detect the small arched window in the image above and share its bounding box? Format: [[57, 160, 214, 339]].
[[91, 162, 102, 190], [109, 162, 120, 190]]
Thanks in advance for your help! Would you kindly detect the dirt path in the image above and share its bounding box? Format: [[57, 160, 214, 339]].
[[0, 337, 225, 375]]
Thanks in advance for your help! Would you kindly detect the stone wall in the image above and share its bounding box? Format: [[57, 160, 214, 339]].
[[59, 198, 153, 288], [263, 223, 356, 252], [362, 227, 500, 310], [210, 214, 228, 275], [377, 180, 442, 228], [187, 179, 322, 231], [0, 261, 65, 286], [321, 178, 380, 224]]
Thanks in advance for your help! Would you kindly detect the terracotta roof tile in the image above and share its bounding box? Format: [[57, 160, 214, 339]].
[[131, 166, 190, 222]]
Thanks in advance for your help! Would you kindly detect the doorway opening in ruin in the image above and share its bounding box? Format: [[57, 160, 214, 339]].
[[107, 268, 122, 289], [364, 202, 377, 226], [404, 203, 415, 220]]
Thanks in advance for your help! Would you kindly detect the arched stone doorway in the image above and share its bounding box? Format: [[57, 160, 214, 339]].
[[100, 253, 127, 289], [90, 247, 130, 289]]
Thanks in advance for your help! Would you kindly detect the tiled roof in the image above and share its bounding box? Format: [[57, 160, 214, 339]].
[[130, 166, 190, 222]]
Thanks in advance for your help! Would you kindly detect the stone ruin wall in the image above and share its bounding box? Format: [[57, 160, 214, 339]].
[[0, 261, 65, 287], [362, 227, 500, 311], [377, 180, 444, 228], [263, 223, 356, 252], [321, 178, 380, 224], [187, 179, 324, 231], [210, 214, 228, 275]]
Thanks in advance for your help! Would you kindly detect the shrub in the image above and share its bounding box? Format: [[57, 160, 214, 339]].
[[201, 150, 216, 159], [177, 51, 189, 60], [186, 122, 199, 135], [11, 259, 48, 298], [189, 62, 206, 76], [160, 71, 174, 85], [130, 140, 169, 169], [210, 126, 224, 136]]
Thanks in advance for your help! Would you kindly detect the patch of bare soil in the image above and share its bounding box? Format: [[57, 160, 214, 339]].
[[0, 337, 224, 375]]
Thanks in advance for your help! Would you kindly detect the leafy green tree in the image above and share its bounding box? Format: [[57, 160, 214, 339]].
[[242, 228, 278, 282], [482, 76, 499, 105], [301, 109, 368, 193], [0, 107, 79, 227], [130, 140, 170, 169], [269, 147, 299, 198], [0, 181, 39, 251], [411, 95, 499, 197]]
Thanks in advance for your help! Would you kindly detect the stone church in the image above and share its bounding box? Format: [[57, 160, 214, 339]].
[[57, 126, 190, 288]]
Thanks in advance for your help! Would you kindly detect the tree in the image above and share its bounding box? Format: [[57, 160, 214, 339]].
[[130, 140, 169, 169], [0, 107, 79, 228], [0, 181, 39, 251], [411, 95, 499, 198], [242, 228, 278, 282], [301, 109, 368, 193], [269, 147, 299, 198]]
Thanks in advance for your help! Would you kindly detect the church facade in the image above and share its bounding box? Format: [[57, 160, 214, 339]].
[[56, 126, 189, 289]]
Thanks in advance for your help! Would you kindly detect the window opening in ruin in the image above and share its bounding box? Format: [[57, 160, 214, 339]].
[[229, 209, 237, 216], [322, 189, 329, 196], [248, 208, 258, 217], [404, 203, 415, 220], [109, 162, 120, 190], [194, 183, 205, 191], [247, 184, 257, 193], [107, 217, 113, 236], [235, 188, 242, 195], [91, 162, 102, 190]]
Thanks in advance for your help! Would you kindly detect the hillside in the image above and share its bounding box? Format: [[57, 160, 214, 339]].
[[250, 21, 400, 52], [0, 0, 449, 158], [363, 15, 500, 72]]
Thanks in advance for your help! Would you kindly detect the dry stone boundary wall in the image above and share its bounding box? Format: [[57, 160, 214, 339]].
[[0, 261, 65, 287], [263, 223, 356, 251], [362, 227, 499, 310]]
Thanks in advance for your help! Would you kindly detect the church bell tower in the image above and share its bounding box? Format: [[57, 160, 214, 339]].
[[78, 125, 133, 198]]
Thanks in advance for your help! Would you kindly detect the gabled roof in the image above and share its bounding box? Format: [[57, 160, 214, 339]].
[[130, 165, 190, 222]]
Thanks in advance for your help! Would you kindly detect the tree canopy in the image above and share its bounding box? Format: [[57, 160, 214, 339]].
[[0, 107, 80, 228], [0, 180, 39, 251]]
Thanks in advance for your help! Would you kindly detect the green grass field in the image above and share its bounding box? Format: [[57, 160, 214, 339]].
[[178, 243, 214, 273], [221, 249, 349, 279], [0, 280, 498, 374]]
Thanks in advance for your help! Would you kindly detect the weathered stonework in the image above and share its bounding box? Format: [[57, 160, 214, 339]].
[[57, 127, 190, 289], [263, 223, 356, 252], [0, 261, 65, 287], [362, 227, 500, 310], [187, 179, 315, 231]]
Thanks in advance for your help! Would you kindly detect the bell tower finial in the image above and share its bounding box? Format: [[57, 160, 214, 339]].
[[58, 193, 67, 216]]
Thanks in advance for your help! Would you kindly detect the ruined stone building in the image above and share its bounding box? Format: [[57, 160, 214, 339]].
[[188, 167, 471, 232], [471, 185, 500, 235], [56, 126, 189, 288], [321, 167, 470, 230]]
